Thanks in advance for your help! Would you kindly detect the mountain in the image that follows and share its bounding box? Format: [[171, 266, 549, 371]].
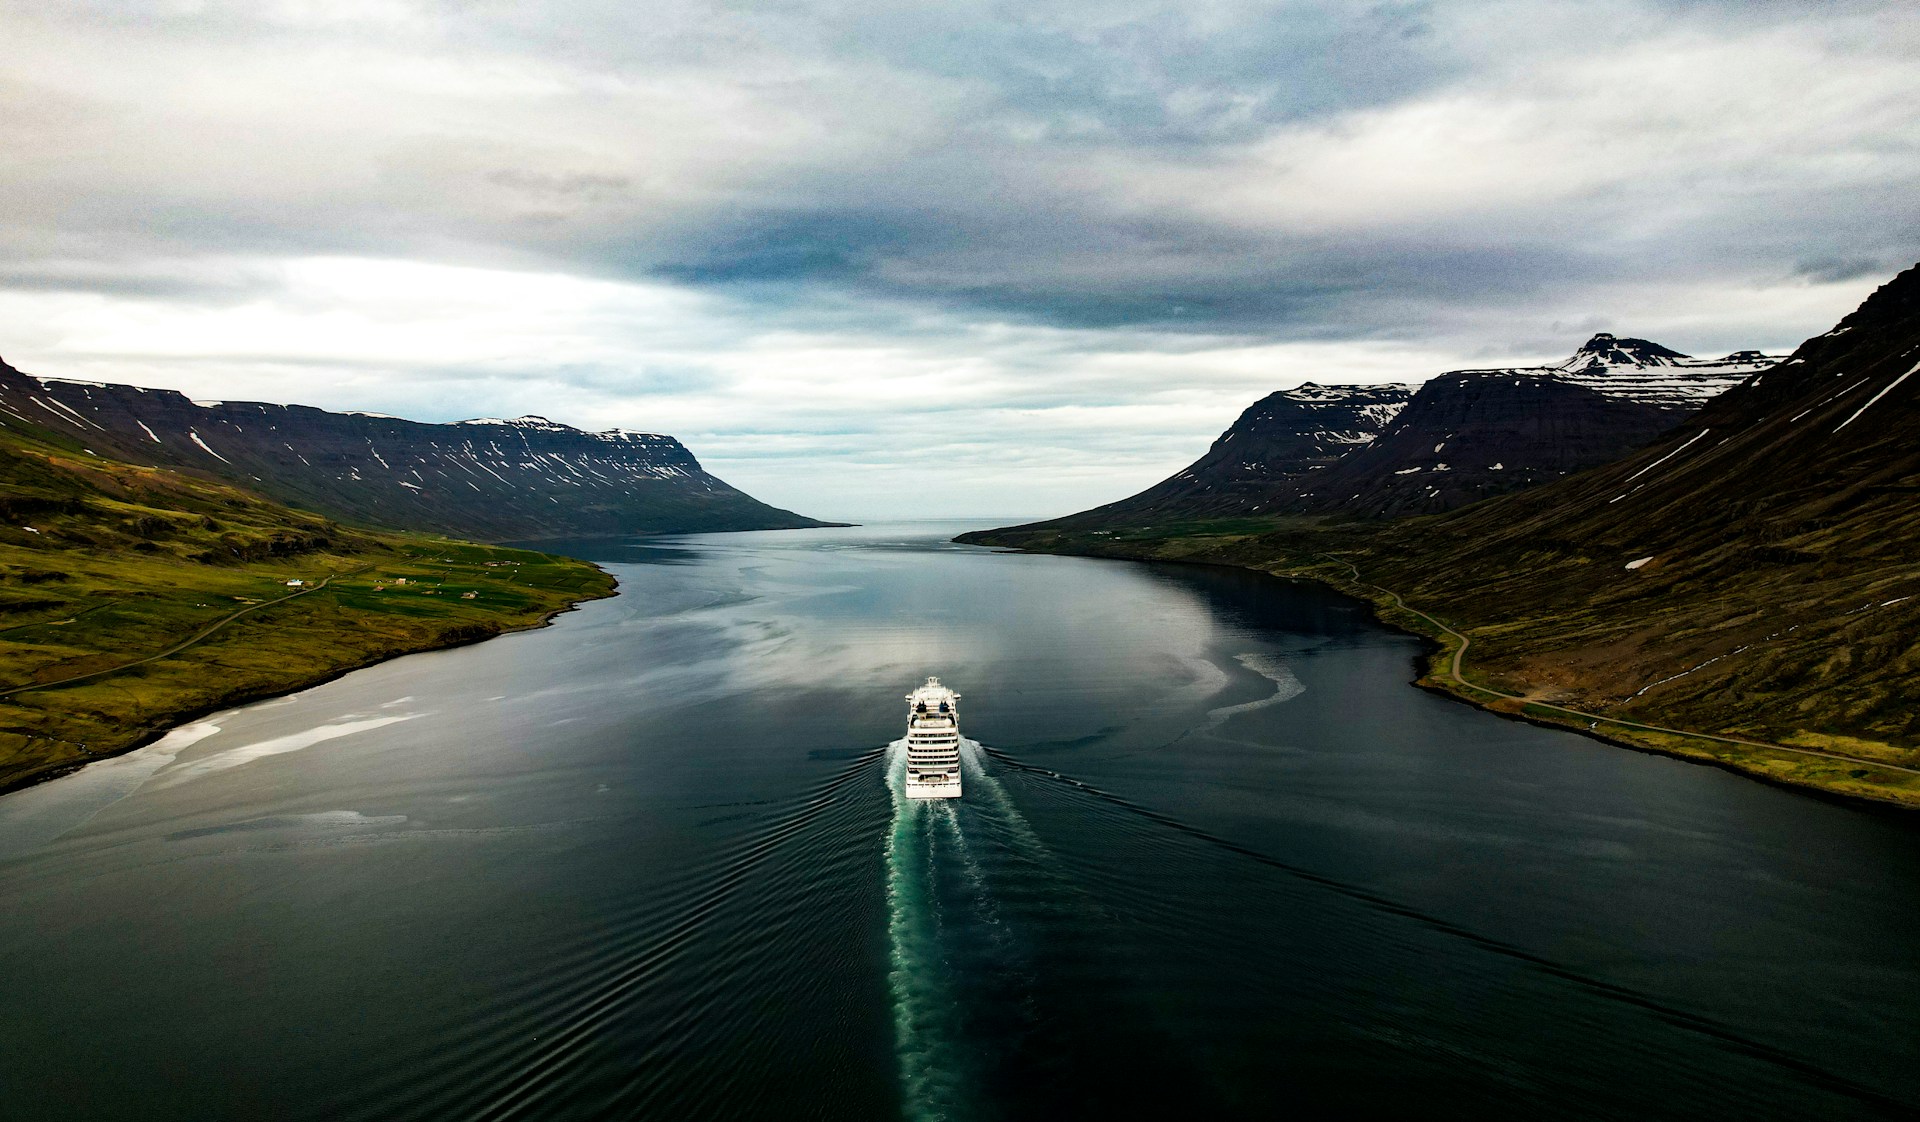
[[0, 403, 371, 568], [1295, 335, 1778, 517], [1041, 382, 1412, 528], [1551, 332, 1767, 408], [979, 334, 1775, 540], [961, 262, 1920, 804], [0, 405, 614, 792], [0, 362, 831, 540], [1351, 263, 1920, 750]]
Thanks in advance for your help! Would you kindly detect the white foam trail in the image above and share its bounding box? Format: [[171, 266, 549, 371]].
[[148, 714, 422, 790], [168, 809, 410, 840], [887, 735, 1078, 1122], [1204, 653, 1305, 728], [884, 738, 969, 1120], [956, 739, 1064, 872], [0, 722, 223, 857], [1172, 650, 1232, 706], [935, 794, 1009, 955]]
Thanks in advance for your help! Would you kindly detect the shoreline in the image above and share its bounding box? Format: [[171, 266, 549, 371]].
[[967, 538, 1920, 812], [0, 566, 618, 800], [1293, 559, 1920, 808]]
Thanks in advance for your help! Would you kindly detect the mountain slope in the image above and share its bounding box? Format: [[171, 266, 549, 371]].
[[959, 273, 1917, 804], [1048, 382, 1412, 528], [1306, 373, 1678, 516], [0, 408, 613, 792], [1294, 335, 1778, 517], [977, 335, 1776, 541], [1352, 264, 1920, 752], [0, 362, 829, 540]]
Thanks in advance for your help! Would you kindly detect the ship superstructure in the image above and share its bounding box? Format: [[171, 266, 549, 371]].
[[904, 677, 963, 799]]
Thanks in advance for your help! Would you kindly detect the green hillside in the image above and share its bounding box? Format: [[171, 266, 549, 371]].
[[0, 412, 614, 793]]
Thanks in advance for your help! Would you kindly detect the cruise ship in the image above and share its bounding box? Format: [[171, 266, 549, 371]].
[[904, 677, 963, 799]]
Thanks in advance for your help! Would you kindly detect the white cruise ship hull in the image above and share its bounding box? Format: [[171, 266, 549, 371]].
[[905, 774, 962, 800]]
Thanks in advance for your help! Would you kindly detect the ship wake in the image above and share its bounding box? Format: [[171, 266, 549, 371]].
[[883, 737, 1082, 1122]]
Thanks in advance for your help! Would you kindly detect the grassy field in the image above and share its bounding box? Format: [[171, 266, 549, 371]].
[[0, 413, 615, 793]]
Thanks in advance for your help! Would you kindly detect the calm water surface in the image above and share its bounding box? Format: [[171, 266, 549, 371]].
[[2, 523, 1917, 1120]]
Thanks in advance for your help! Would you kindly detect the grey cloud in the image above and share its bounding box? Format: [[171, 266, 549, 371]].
[[1795, 256, 1889, 284], [485, 169, 633, 201], [654, 204, 1608, 337], [822, 0, 1461, 146], [654, 211, 945, 285], [4, 0, 1919, 517], [8, 0, 1917, 342], [0, 261, 285, 303]]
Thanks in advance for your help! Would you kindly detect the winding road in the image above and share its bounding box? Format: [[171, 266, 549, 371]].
[[1322, 556, 1920, 779], [0, 573, 342, 701]]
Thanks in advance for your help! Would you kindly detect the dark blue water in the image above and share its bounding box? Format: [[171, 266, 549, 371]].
[[1, 523, 1916, 1120]]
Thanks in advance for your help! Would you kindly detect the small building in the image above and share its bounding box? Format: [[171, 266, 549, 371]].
[[461, 591, 478, 600], [285, 579, 304, 587]]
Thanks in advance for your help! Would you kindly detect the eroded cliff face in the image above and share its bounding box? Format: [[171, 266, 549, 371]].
[[0, 367, 827, 539]]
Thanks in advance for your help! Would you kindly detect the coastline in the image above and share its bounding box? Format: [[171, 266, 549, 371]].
[[0, 552, 618, 799], [1316, 567, 1920, 812], [962, 533, 1920, 811]]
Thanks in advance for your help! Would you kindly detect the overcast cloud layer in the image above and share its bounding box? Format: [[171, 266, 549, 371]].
[[2, 0, 1916, 519]]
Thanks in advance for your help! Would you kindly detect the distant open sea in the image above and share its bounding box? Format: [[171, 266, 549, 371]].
[[2, 522, 1916, 1120]]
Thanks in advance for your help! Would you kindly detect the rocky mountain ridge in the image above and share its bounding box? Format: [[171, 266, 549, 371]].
[[1306, 337, 1779, 516], [1547, 332, 1771, 406], [0, 363, 828, 540], [989, 333, 1779, 534]]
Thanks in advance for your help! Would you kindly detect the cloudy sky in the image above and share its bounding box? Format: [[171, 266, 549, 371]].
[[2, 1, 1916, 519]]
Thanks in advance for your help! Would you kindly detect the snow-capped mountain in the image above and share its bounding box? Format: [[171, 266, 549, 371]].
[[1298, 335, 1783, 516], [0, 367, 828, 539], [986, 333, 1775, 536], [1454, 332, 1779, 410]]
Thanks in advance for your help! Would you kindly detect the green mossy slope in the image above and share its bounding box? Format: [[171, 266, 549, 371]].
[[0, 411, 614, 793]]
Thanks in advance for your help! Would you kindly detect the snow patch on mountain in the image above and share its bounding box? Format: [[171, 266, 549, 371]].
[[188, 431, 230, 463], [1450, 334, 1782, 410]]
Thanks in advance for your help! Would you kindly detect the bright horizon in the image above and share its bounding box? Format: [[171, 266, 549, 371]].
[[2, 2, 1914, 522]]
